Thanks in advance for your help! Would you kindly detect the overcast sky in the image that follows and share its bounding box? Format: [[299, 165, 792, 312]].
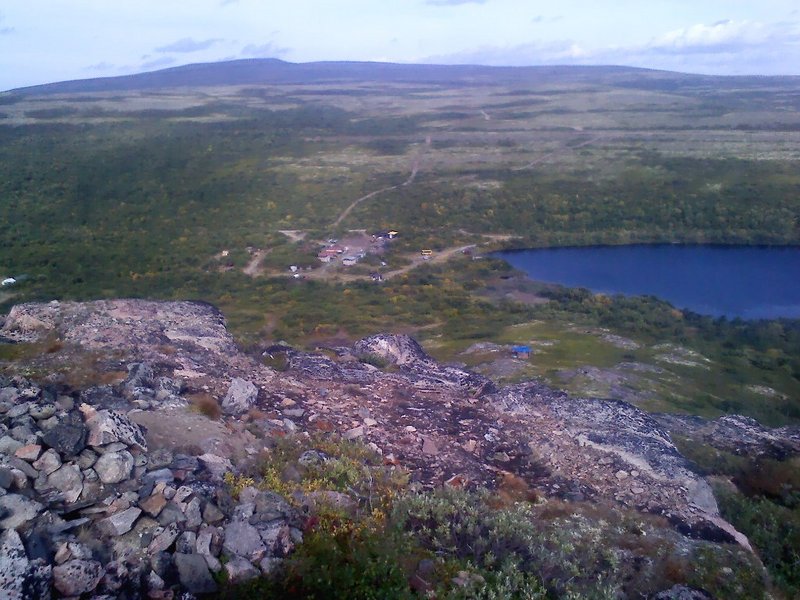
[[1, 0, 799, 91]]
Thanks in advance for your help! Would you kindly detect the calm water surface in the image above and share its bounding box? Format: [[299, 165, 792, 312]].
[[495, 245, 800, 320]]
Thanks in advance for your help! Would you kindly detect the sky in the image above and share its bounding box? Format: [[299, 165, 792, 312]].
[[1, 0, 799, 91]]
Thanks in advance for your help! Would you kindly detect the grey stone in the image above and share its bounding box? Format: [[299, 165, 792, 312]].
[[0, 466, 14, 490], [148, 523, 180, 553], [5, 457, 36, 480], [224, 555, 259, 584], [41, 413, 86, 456], [259, 521, 294, 557], [142, 468, 174, 487], [100, 560, 127, 593], [343, 426, 364, 440], [124, 362, 154, 394], [253, 490, 292, 522], [84, 408, 147, 451], [29, 403, 56, 420], [0, 436, 23, 455], [96, 441, 128, 454], [36, 416, 58, 432], [55, 395, 74, 411], [298, 449, 330, 468], [202, 501, 225, 524], [157, 502, 187, 526], [259, 557, 281, 575], [97, 507, 141, 537], [0, 387, 20, 403], [9, 425, 36, 445], [32, 449, 61, 475], [6, 402, 30, 419], [184, 497, 203, 529], [0, 494, 43, 530], [147, 448, 173, 470], [26, 559, 51, 600], [222, 520, 265, 560], [176, 531, 197, 554], [47, 464, 83, 503], [77, 448, 98, 469], [147, 570, 165, 592], [174, 552, 217, 594], [221, 378, 258, 415], [0, 529, 29, 599], [171, 454, 199, 471], [52, 559, 104, 596], [94, 450, 134, 484], [197, 453, 232, 481]]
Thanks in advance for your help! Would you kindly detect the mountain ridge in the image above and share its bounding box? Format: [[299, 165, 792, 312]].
[[8, 58, 800, 96]]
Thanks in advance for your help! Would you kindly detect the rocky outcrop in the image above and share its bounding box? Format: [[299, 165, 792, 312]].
[[654, 413, 800, 460], [354, 333, 496, 395], [0, 375, 301, 598], [0, 299, 765, 595]]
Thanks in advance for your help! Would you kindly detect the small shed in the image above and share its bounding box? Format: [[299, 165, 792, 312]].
[[512, 345, 531, 359], [342, 256, 358, 266]]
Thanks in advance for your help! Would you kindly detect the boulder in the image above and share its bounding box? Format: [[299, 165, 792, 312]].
[[82, 407, 147, 451], [174, 553, 217, 594], [94, 451, 134, 484], [52, 559, 104, 596], [221, 378, 258, 415], [222, 521, 265, 561]]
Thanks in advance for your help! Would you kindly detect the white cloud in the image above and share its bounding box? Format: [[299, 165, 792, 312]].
[[240, 41, 289, 58], [421, 18, 800, 75], [155, 38, 223, 53]]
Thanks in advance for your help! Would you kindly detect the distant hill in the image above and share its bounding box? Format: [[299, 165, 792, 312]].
[[9, 58, 799, 96]]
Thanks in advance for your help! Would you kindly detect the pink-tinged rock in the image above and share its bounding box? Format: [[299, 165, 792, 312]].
[[422, 437, 439, 456], [13, 444, 41, 462], [53, 559, 104, 596]]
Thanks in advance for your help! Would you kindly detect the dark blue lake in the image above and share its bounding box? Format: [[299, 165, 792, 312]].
[[495, 245, 800, 320]]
